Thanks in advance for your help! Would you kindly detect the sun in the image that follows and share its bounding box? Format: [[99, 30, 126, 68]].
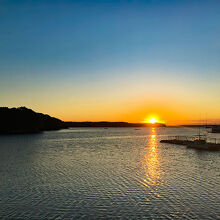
[[147, 118, 158, 124], [142, 115, 163, 124]]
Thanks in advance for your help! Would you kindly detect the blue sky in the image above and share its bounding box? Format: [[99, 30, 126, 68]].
[[0, 0, 220, 123]]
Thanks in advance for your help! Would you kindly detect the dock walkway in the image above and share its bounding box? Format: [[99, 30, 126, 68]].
[[160, 135, 220, 151]]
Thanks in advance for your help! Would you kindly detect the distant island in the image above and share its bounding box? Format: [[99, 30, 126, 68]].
[[0, 107, 166, 134]]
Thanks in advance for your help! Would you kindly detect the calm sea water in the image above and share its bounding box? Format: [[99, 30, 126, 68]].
[[0, 127, 220, 219]]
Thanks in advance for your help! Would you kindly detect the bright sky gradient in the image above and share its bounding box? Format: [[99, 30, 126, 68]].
[[0, 0, 220, 124]]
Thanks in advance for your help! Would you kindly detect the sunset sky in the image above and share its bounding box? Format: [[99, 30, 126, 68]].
[[0, 0, 220, 124]]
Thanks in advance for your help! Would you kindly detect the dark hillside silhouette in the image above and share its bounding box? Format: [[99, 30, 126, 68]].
[[0, 107, 67, 134]]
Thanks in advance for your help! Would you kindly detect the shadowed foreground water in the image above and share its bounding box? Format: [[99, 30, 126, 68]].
[[0, 127, 219, 219]]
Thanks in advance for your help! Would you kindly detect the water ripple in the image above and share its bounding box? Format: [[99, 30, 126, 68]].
[[0, 128, 219, 219]]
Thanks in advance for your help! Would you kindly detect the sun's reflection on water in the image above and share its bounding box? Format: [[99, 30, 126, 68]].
[[142, 128, 164, 186]]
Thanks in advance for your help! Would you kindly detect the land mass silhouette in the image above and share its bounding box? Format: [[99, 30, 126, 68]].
[[0, 107, 68, 134], [65, 121, 166, 128], [0, 107, 166, 134]]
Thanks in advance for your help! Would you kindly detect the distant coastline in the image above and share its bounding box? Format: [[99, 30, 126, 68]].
[[0, 107, 166, 134], [65, 121, 166, 128]]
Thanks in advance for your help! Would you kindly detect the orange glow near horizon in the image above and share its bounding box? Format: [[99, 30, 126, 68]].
[[23, 98, 220, 125], [2, 63, 220, 126]]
